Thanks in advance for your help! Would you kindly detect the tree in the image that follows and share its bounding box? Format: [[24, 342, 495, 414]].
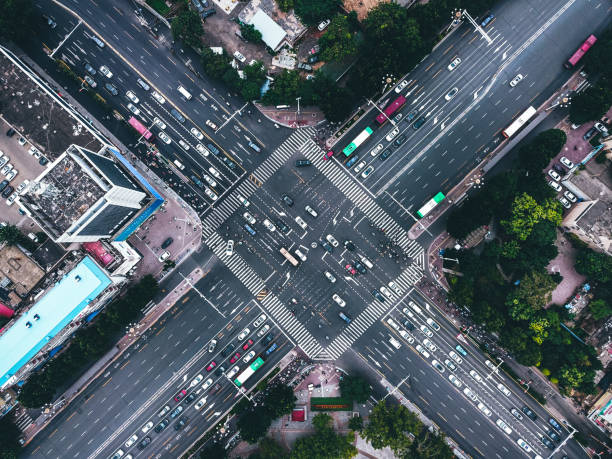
[[362, 401, 421, 454], [264, 384, 296, 418], [569, 81, 612, 124], [339, 374, 371, 403], [507, 270, 557, 316], [290, 422, 356, 459], [575, 249, 612, 283], [294, 0, 341, 26], [277, 0, 294, 12], [18, 372, 55, 407], [312, 412, 332, 431], [501, 193, 562, 241], [0, 414, 21, 458], [237, 405, 273, 444], [0, 224, 25, 245], [348, 415, 363, 432], [589, 299, 612, 320], [518, 129, 567, 173], [201, 47, 232, 79], [240, 23, 263, 44], [199, 441, 227, 459], [262, 70, 301, 105], [318, 15, 358, 62], [0, 0, 34, 43], [258, 437, 286, 459], [409, 429, 453, 459], [171, 9, 204, 50]]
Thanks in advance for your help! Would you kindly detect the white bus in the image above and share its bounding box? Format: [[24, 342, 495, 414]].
[[177, 85, 192, 100], [280, 248, 299, 267], [502, 106, 536, 138]]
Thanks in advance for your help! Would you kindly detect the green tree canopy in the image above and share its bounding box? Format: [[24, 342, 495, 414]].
[[318, 15, 358, 62], [290, 419, 356, 459], [265, 384, 297, 418], [518, 129, 567, 173], [339, 374, 371, 403], [409, 429, 453, 459], [0, 0, 34, 43], [569, 81, 612, 124], [262, 70, 301, 105], [237, 405, 273, 444], [294, 0, 340, 26], [171, 9, 204, 50], [258, 437, 287, 459], [0, 414, 21, 458], [575, 249, 612, 283], [362, 401, 421, 454], [589, 299, 612, 320], [201, 47, 232, 79], [277, 0, 294, 12], [348, 415, 363, 432], [501, 193, 562, 241], [312, 72, 354, 122], [240, 23, 263, 44]]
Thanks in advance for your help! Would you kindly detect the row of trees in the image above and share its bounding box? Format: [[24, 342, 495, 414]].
[[18, 276, 159, 407], [0, 224, 40, 252], [569, 24, 612, 125], [445, 130, 603, 395], [0, 415, 21, 458]]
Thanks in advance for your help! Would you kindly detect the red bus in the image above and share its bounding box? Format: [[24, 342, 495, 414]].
[[128, 116, 153, 141], [376, 95, 406, 125], [564, 34, 597, 69]]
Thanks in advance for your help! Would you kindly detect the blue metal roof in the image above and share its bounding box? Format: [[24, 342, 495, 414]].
[[0, 257, 112, 386]]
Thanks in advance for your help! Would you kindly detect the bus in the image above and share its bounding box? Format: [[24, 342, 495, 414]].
[[128, 116, 153, 141], [416, 192, 445, 218], [502, 106, 536, 138], [177, 85, 192, 100], [234, 357, 264, 387], [342, 127, 373, 157], [564, 34, 597, 69], [280, 247, 299, 267], [376, 95, 406, 125]]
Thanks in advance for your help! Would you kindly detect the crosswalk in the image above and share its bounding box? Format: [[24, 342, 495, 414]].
[[14, 410, 33, 431]]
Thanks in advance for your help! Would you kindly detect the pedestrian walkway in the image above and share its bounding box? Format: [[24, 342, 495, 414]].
[[14, 410, 33, 431]]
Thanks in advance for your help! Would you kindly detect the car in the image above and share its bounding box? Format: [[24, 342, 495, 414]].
[[174, 418, 188, 430], [463, 387, 477, 401], [549, 417, 562, 431], [295, 216, 307, 230], [393, 113, 403, 123], [309, 45, 320, 55], [541, 436, 554, 450], [190, 374, 203, 387], [238, 328, 250, 340], [332, 294, 346, 307], [564, 190, 577, 202], [225, 239, 234, 256], [496, 383, 511, 396], [318, 19, 331, 31], [161, 237, 173, 249], [137, 436, 151, 450], [152, 91, 166, 104], [297, 62, 313, 71], [403, 308, 416, 320], [516, 438, 532, 453], [16, 180, 29, 194], [233, 50, 246, 63], [420, 325, 433, 338], [408, 301, 422, 314], [158, 251, 170, 262], [18, 137, 26, 146], [354, 161, 366, 174], [253, 314, 266, 328], [546, 428, 560, 442], [476, 401, 492, 417], [295, 159, 311, 167], [195, 397, 207, 410], [154, 418, 169, 433], [263, 219, 276, 232], [178, 139, 190, 151], [127, 103, 140, 116], [126, 90, 139, 104], [201, 378, 213, 391], [379, 286, 392, 298], [346, 155, 360, 168], [236, 195, 250, 207], [449, 351, 463, 364], [91, 35, 105, 47], [448, 374, 462, 388], [594, 121, 609, 134], [243, 350, 256, 363], [261, 331, 275, 345], [412, 116, 426, 129], [480, 13, 494, 27], [388, 337, 402, 349], [206, 361, 217, 372], [206, 338, 217, 353], [405, 109, 419, 122], [444, 359, 457, 371], [323, 150, 334, 161], [559, 196, 571, 209], [202, 8, 216, 19], [84, 62, 96, 75], [207, 167, 220, 179], [257, 325, 271, 338], [399, 330, 413, 343], [548, 180, 562, 192], [445, 87, 459, 101], [125, 434, 138, 448], [388, 281, 401, 295], [223, 156, 237, 170], [447, 57, 461, 71], [137, 78, 150, 91], [553, 163, 565, 174], [170, 406, 183, 418], [5, 194, 16, 206], [282, 194, 294, 206], [84, 75, 97, 88], [1, 186, 14, 199], [385, 127, 399, 142], [227, 366, 240, 379], [423, 339, 437, 352], [1, 164, 12, 176], [204, 187, 217, 202], [341, 241, 356, 253], [207, 143, 220, 155], [395, 80, 409, 93], [0, 156, 6, 169], [242, 212, 256, 225], [190, 127, 204, 140], [521, 405, 538, 421], [242, 339, 254, 351], [455, 344, 467, 356], [426, 318, 440, 331], [230, 352, 241, 364], [5, 128, 15, 137], [560, 156, 574, 168], [415, 344, 430, 359], [305, 205, 318, 217], [275, 219, 289, 234], [214, 365, 226, 377], [379, 149, 393, 161], [496, 419, 512, 435], [583, 127, 597, 141], [324, 271, 336, 283], [431, 360, 445, 373], [157, 132, 171, 144], [325, 234, 339, 247], [509, 74, 524, 87], [321, 241, 334, 255], [174, 389, 187, 402], [99, 65, 113, 78], [361, 165, 374, 179], [510, 407, 524, 420], [372, 289, 385, 302], [141, 421, 154, 433], [370, 143, 384, 156], [5, 169, 17, 182], [394, 135, 407, 147]]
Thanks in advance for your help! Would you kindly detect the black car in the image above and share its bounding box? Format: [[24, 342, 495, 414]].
[[541, 436, 554, 450], [209, 383, 222, 395], [379, 149, 393, 161], [137, 436, 151, 450], [403, 319, 415, 331], [583, 127, 597, 141], [344, 240, 355, 251], [275, 219, 290, 234], [371, 290, 385, 302], [214, 365, 225, 377], [405, 109, 418, 122], [546, 428, 560, 442], [174, 417, 188, 430], [39, 156, 49, 166], [207, 143, 220, 155], [183, 393, 196, 405], [222, 156, 237, 170], [6, 128, 15, 137], [321, 241, 333, 253], [0, 180, 8, 193], [295, 159, 311, 167], [161, 237, 173, 249], [394, 134, 407, 146], [84, 62, 96, 75], [521, 406, 538, 421], [2, 186, 14, 199], [104, 83, 118, 95], [354, 260, 366, 274], [307, 55, 319, 64], [282, 194, 294, 206], [221, 343, 235, 357], [154, 418, 169, 433], [261, 332, 275, 345], [413, 116, 426, 130], [552, 163, 565, 174], [201, 8, 216, 18]]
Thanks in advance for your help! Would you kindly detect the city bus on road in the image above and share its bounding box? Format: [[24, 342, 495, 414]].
[[128, 116, 153, 141], [234, 357, 264, 387], [501, 106, 537, 138], [280, 248, 299, 267], [564, 34, 597, 69], [342, 127, 373, 157], [416, 192, 445, 218], [376, 95, 406, 125]]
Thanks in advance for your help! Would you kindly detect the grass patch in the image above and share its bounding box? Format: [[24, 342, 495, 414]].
[[146, 0, 170, 16]]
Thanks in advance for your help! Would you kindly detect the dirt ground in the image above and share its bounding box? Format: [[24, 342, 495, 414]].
[[343, 0, 388, 20]]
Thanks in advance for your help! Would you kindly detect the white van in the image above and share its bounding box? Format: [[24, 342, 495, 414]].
[[360, 256, 374, 269], [173, 159, 185, 170], [177, 85, 192, 100]]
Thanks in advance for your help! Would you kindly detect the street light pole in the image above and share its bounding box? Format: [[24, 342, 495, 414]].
[[215, 101, 249, 133], [453, 10, 492, 44], [366, 98, 396, 126], [382, 374, 411, 401], [485, 358, 504, 379]]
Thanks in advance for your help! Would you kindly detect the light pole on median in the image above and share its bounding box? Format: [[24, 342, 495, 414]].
[[485, 358, 504, 379], [215, 101, 249, 133], [451, 9, 493, 45], [366, 98, 397, 127]]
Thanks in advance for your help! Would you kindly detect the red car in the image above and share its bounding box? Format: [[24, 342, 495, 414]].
[[174, 389, 187, 402], [230, 352, 241, 364], [345, 264, 356, 275], [242, 339, 254, 351], [323, 150, 334, 161], [206, 361, 216, 372]]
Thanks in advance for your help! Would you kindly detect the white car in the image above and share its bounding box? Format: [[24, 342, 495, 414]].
[[449, 351, 463, 364], [402, 307, 416, 320], [317, 19, 331, 31], [477, 402, 492, 417], [141, 421, 154, 433], [295, 216, 307, 230], [243, 212, 256, 225], [426, 318, 440, 331], [399, 330, 413, 343], [6, 169, 17, 182], [0, 156, 7, 169], [257, 324, 270, 337], [125, 434, 138, 448], [332, 294, 346, 307], [158, 132, 171, 144], [201, 378, 213, 391], [469, 369, 483, 383], [227, 366, 240, 379], [509, 74, 523, 87], [516, 439, 532, 453], [253, 314, 267, 328], [16, 180, 29, 194], [420, 325, 433, 338], [415, 344, 430, 359], [305, 205, 318, 217], [99, 65, 113, 78], [158, 251, 170, 262], [28, 146, 39, 156], [127, 103, 140, 116], [496, 383, 511, 397], [560, 156, 574, 169], [463, 387, 477, 401], [190, 374, 203, 387], [423, 339, 437, 352], [208, 340, 217, 353], [263, 219, 276, 232], [444, 359, 457, 371], [196, 144, 209, 156], [238, 195, 249, 207], [6, 194, 17, 206], [202, 174, 216, 187], [190, 127, 204, 140], [385, 127, 399, 142], [158, 405, 171, 417], [361, 165, 374, 179], [204, 187, 217, 201], [243, 351, 256, 363], [324, 271, 337, 284], [548, 180, 562, 192], [238, 328, 250, 340], [386, 318, 399, 330], [448, 374, 462, 388], [395, 80, 409, 93], [152, 91, 166, 104], [178, 139, 190, 151], [2, 164, 13, 175], [431, 360, 445, 373], [325, 234, 339, 247], [564, 190, 577, 202], [354, 161, 366, 174], [445, 87, 459, 101], [208, 167, 220, 178], [233, 51, 246, 63], [153, 117, 166, 129], [447, 57, 461, 71], [548, 169, 561, 181], [388, 281, 402, 295], [559, 196, 571, 209], [370, 143, 384, 156], [126, 90, 139, 104], [380, 286, 392, 298], [205, 120, 218, 130], [194, 397, 207, 411], [496, 419, 512, 435]]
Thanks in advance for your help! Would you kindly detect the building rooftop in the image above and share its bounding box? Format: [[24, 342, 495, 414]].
[[239, 0, 307, 48], [250, 9, 287, 51], [0, 245, 45, 298], [0, 256, 111, 386]]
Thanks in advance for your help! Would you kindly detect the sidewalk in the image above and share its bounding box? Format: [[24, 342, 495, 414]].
[[253, 102, 326, 129]]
